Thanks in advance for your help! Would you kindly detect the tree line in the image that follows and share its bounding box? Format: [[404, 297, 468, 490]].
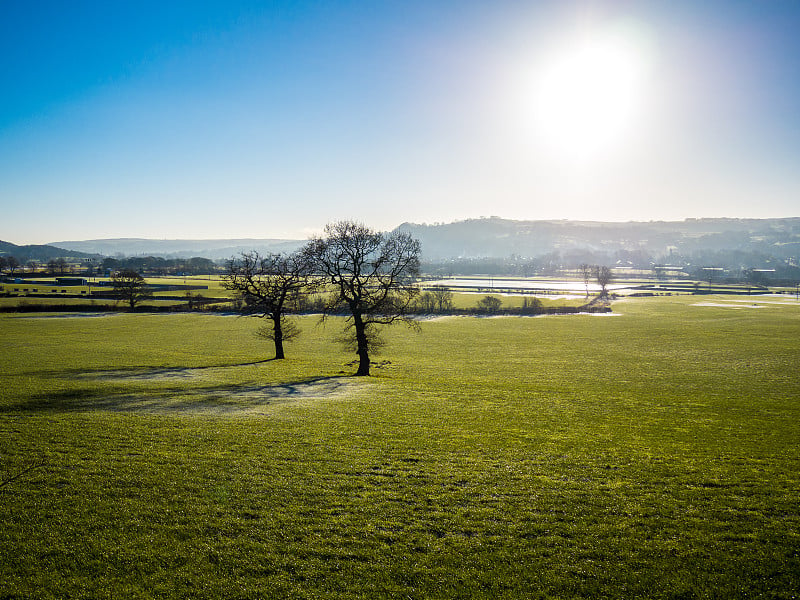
[[0, 255, 220, 277], [99, 256, 219, 276], [0, 256, 78, 276]]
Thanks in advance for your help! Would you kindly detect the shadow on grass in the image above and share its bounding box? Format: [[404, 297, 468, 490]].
[[28, 359, 279, 380], [1, 375, 361, 415]]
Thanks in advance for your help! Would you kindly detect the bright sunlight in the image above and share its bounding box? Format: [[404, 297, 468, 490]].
[[531, 25, 654, 164]]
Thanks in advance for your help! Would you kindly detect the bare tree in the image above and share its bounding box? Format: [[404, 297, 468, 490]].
[[222, 251, 311, 360], [111, 270, 153, 310], [55, 257, 69, 275], [521, 296, 543, 314], [305, 221, 420, 376], [579, 263, 592, 298], [414, 286, 453, 313], [430, 285, 454, 312], [5, 256, 20, 276], [254, 317, 301, 350], [0, 257, 7, 274], [593, 265, 613, 298], [415, 291, 437, 313]]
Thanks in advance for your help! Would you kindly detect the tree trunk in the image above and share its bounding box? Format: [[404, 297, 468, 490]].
[[272, 313, 285, 360], [353, 313, 370, 376]]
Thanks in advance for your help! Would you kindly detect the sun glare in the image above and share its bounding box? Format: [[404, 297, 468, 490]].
[[531, 26, 653, 164]]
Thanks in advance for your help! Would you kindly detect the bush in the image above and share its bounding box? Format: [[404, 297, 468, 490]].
[[476, 295, 502, 313]]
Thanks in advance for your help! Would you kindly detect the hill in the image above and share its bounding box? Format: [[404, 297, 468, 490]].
[[49, 238, 304, 260], [0, 240, 100, 262], [5, 217, 797, 277], [395, 217, 800, 260]]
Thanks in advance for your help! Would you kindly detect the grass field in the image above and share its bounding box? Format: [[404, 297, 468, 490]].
[[1, 295, 799, 598], [448, 292, 588, 310], [0, 278, 592, 312]]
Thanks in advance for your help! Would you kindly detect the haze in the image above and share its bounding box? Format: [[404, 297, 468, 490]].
[[2, 1, 799, 245]]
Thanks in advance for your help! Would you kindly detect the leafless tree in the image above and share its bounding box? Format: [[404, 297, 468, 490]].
[[579, 263, 592, 297], [55, 257, 69, 275], [521, 296, 543, 314], [414, 286, 453, 314], [222, 251, 311, 360], [430, 285, 454, 312], [593, 265, 613, 298], [111, 270, 153, 310], [415, 291, 437, 313], [5, 256, 20, 276], [305, 221, 420, 376]]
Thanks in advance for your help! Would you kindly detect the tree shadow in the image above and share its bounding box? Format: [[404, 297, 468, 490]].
[[1, 375, 359, 415], [28, 359, 279, 380]]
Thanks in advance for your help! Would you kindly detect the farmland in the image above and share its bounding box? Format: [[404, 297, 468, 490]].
[[1, 295, 799, 598]]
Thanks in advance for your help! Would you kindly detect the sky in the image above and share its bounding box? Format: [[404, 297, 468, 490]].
[[1, 0, 799, 244]]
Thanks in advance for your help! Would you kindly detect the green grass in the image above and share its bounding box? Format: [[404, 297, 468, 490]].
[[1, 296, 799, 598], [450, 292, 587, 310], [0, 297, 186, 308], [0, 297, 100, 307]]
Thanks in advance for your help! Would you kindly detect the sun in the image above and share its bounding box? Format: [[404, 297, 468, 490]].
[[531, 28, 652, 164]]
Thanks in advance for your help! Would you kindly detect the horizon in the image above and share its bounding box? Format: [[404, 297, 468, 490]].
[[1, 213, 800, 248], [3, 1, 800, 245], [0, 214, 794, 249], [6, 208, 800, 247]]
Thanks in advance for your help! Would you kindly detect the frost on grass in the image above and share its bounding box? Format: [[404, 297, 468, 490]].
[[85, 367, 201, 381], [75, 367, 367, 415]]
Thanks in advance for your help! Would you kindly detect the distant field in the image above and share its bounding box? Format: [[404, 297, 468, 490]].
[[447, 292, 587, 310], [1, 295, 799, 598], [0, 275, 230, 309], [0, 275, 595, 312]]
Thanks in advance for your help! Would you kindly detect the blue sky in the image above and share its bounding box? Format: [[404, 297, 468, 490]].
[[1, 1, 799, 244]]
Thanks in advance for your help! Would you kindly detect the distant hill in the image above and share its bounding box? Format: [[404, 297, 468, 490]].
[[395, 217, 800, 262], [49, 238, 305, 260], [10, 216, 799, 274], [0, 240, 100, 262]]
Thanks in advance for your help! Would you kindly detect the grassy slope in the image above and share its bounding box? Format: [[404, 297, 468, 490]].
[[0, 296, 799, 598]]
